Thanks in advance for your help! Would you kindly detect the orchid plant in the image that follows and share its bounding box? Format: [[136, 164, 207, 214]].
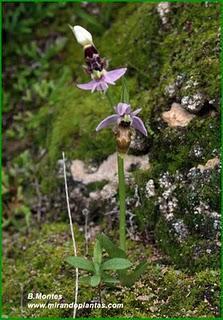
[[66, 25, 148, 314]]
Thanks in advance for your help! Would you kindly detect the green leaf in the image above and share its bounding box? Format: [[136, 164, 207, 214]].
[[90, 275, 101, 287], [93, 240, 102, 265], [66, 256, 94, 272], [119, 260, 148, 287], [102, 258, 132, 270], [94, 262, 100, 275], [97, 234, 126, 259], [121, 77, 129, 103], [79, 276, 91, 286], [102, 274, 119, 285]]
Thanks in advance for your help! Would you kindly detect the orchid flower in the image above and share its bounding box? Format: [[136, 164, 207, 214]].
[[96, 103, 148, 136], [77, 68, 127, 92], [69, 25, 127, 92]]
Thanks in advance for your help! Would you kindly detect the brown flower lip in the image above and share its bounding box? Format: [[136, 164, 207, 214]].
[[115, 124, 132, 154]]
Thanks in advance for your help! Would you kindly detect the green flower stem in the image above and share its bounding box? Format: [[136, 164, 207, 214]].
[[105, 90, 127, 252], [117, 153, 126, 252]]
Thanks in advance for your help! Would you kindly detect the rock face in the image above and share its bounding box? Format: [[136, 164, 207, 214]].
[[148, 161, 220, 270], [162, 103, 195, 127]]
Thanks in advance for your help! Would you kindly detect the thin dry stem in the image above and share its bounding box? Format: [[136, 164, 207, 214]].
[[62, 152, 79, 318]]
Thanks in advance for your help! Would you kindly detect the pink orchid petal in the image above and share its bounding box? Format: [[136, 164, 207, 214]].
[[103, 83, 109, 92], [132, 116, 148, 136], [91, 82, 98, 93], [105, 68, 127, 83], [77, 80, 97, 91], [132, 108, 142, 116], [125, 105, 131, 114], [100, 81, 108, 91], [116, 103, 131, 116], [96, 83, 103, 91], [105, 79, 116, 85], [96, 114, 119, 131]]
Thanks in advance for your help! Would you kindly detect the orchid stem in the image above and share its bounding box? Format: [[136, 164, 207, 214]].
[[105, 92, 126, 251], [117, 153, 126, 252]]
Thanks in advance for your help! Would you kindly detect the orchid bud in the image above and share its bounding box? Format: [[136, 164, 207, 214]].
[[69, 25, 93, 47]]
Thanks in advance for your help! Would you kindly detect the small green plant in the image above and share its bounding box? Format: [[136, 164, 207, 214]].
[[66, 240, 132, 287], [2, 151, 34, 231], [66, 234, 148, 290], [66, 239, 132, 304], [97, 234, 148, 287]]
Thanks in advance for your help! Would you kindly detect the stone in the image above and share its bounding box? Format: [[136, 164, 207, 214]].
[[181, 93, 205, 114], [157, 2, 170, 25], [129, 131, 151, 155], [70, 152, 149, 185], [197, 157, 220, 173], [70, 153, 149, 204], [89, 182, 117, 201], [164, 84, 177, 98], [162, 103, 195, 127], [137, 294, 154, 301], [145, 179, 156, 198]]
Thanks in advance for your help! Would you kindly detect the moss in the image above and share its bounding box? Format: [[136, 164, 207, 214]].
[[95, 265, 220, 318], [155, 267, 220, 317], [2, 223, 87, 318], [2, 222, 220, 318], [160, 3, 220, 99], [100, 3, 162, 88], [148, 114, 220, 175], [134, 158, 220, 271], [134, 198, 158, 231]]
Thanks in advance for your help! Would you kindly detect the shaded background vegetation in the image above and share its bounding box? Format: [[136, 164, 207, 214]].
[[2, 2, 221, 318]]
